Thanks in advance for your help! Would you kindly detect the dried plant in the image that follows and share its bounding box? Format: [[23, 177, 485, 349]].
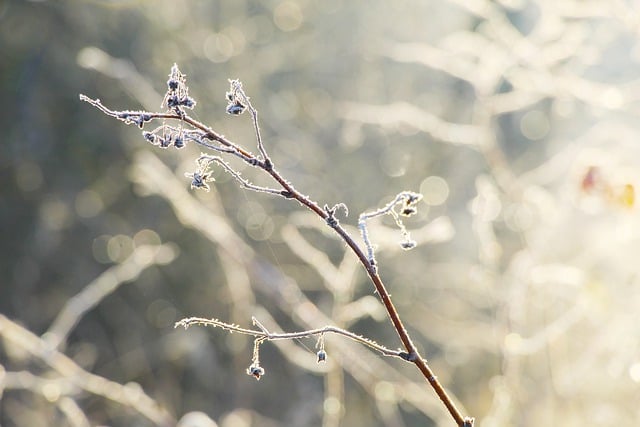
[[80, 64, 474, 427]]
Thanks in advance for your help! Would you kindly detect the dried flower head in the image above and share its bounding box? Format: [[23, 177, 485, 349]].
[[247, 364, 265, 380], [225, 79, 247, 115], [185, 158, 215, 192], [163, 63, 196, 113], [400, 239, 417, 250]]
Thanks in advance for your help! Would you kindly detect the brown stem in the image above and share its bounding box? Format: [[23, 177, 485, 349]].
[[265, 165, 472, 426]]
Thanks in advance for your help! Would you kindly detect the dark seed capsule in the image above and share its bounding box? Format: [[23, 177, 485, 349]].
[[226, 103, 246, 115], [317, 350, 327, 363], [400, 240, 417, 250], [247, 365, 265, 380], [143, 131, 156, 143], [182, 97, 196, 109], [401, 207, 417, 216], [167, 95, 179, 108]]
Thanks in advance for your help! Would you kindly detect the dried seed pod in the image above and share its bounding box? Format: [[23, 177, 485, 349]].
[[247, 364, 265, 380]]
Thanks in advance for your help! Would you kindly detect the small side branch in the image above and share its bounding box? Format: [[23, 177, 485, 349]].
[[324, 203, 349, 228], [358, 191, 423, 270], [79, 93, 255, 161], [175, 316, 405, 359], [79, 94, 171, 126], [226, 79, 272, 168], [187, 154, 283, 195]]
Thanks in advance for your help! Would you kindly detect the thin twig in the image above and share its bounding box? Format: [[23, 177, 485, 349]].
[[229, 79, 272, 167], [79, 95, 258, 163], [358, 191, 422, 270], [196, 155, 283, 195], [175, 317, 405, 358]]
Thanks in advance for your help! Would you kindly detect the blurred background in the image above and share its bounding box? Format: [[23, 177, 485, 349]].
[[2, 0, 640, 426]]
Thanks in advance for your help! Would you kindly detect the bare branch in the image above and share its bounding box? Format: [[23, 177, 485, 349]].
[[82, 64, 473, 426], [175, 317, 405, 358]]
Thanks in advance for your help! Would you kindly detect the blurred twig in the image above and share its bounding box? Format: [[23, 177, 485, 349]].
[[0, 314, 175, 426], [43, 243, 177, 351]]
